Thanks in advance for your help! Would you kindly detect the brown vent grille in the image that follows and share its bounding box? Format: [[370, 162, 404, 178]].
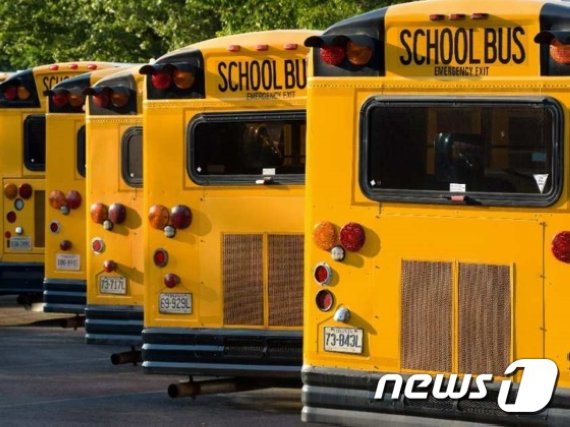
[[458, 263, 511, 376], [401, 260, 452, 372], [222, 234, 263, 325], [34, 190, 45, 248], [268, 234, 304, 327]]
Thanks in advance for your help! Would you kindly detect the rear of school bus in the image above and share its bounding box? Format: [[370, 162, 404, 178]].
[[43, 65, 123, 314], [141, 31, 316, 389], [84, 66, 145, 355], [303, 0, 570, 425], [0, 63, 107, 298]]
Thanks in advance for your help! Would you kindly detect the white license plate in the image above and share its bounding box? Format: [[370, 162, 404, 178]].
[[9, 237, 32, 251], [56, 254, 80, 271], [324, 327, 363, 354], [159, 293, 192, 314], [98, 276, 127, 295]]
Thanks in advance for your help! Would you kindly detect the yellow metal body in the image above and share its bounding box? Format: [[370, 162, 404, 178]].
[[0, 62, 115, 295], [43, 66, 124, 313], [84, 66, 146, 345], [143, 31, 317, 376], [303, 0, 570, 424]]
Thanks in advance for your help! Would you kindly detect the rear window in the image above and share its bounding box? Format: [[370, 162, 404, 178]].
[[121, 126, 143, 187], [188, 111, 305, 185], [77, 126, 86, 177], [24, 114, 46, 171], [361, 98, 562, 206]]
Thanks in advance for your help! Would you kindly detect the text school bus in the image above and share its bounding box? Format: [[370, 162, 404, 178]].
[[0, 63, 111, 300], [302, 0, 570, 425], [84, 65, 146, 363], [43, 65, 124, 314], [140, 30, 316, 396]]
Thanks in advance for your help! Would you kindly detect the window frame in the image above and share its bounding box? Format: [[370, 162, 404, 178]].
[[23, 114, 46, 172], [76, 125, 86, 177], [187, 110, 306, 186], [121, 126, 143, 188], [359, 97, 563, 207]]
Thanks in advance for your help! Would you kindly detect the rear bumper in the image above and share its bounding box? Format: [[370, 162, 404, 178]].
[[85, 304, 143, 346], [142, 327, 302, 378], [43, 278, 86, 314], [301, 366, 570, 426], [0, 262, 44, 295]]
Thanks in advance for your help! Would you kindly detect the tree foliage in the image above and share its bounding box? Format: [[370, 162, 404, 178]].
[[0, 0, 409, 70]]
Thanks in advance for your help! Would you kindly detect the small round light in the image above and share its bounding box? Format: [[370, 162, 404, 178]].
[[60, 205, 70, 215], [153, 248, 169, 267], [4, 183, 17, 200], [316, 289, 334, 312], [6, 211, 16, 223], [49, 220, 61, 234], [103, 260, 117, 273], [320, 45, 345, 66], [552, 231, 570, 263], [59, 240, 72, 251], [4, 231, 11, 239], [18, 183, 33, 199], [49, 190, 66, 209], [340, 222, 366, 252], [164, 273, 180, 288], [68, 92, 85, 108], [170, 205, 192, 229], [346, 41, 373, 66], [152, 71, 172, 90], [110, 89, 129, 108], [148, 204, 170, 230], [93, 92, 110, 108], [103, 220, 114, 231], [49, 64, 59, 71], [88, 63, 98, 70], [14, 199, 24, 211], [314, 262, 332, 285], [90, 203, 108, 224], [15, 226, 23, 235], [330, 245, 345, 262], [66, 191, 82, 209], [164, 225, 176, 238], [69, 63, 78, 70], [91, 238, 105, 254], [334, 306, 351, 323], [173, 70, 195, 90], [17, 86, 30, 100], [3, 86, 17, 101], [313, 221, 338, 251], [108, 203, 126, 224]]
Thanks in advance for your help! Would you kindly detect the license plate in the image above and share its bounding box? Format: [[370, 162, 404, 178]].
[[9, 237, 32, 251], [98, 276, 127, 295], [159, 293, 192, 314], [56, 254, 80, 271], [324, 326, 363, 354]]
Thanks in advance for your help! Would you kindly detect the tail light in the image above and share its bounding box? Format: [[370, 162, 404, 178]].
[[316, 289, 334, 312], [6, 211, 16, 223], [550, 40, 570, 65], [314, 262, 333, 285], [552, 232, 570, 263], [4, 231, 11, 239], [149, 204, 170, 230], [173, 70, 195, 90], [164, 273, 180, 288], [3, 85, 17, 101], [18, 183, 33, 199], [313, 221, 338, 251], [152, 72, 172, 90], [142, 64, 196, 92], [90, 203, 108, 224], [49, 190, 66, 209], [68, 92, 85, 108], [108, 203, 127, 224], [49, 220, 61, 234], [170, 205, 192, 229], [103, 260, 117, 273], [110, 89, 129, 108], [320, 45, 346, 66], [17, 86, 30, 101], [340, 223, 365, 252], [153, 248, 169, 267], [4, 183, 17, 200], [91, 238, 105, 254], [59, 240, 72, 251], [65, 191, 82, 209], [51, 91, 69, 108], [93, 91, 110, 108], [346, 41, 373, 66]]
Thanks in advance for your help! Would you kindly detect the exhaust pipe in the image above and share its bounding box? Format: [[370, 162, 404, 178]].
[[168, 378, 268, 399], [110, 350, 142, 365]]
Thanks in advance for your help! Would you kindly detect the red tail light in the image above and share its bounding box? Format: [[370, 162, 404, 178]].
[[49, 190, 66, 209], [151, 71, 172, 90], [316, 289, 334, 312], [4, 183, 17, 200], [4, 231, 11, 239], [3, 86, 17, 101], [59, 240, 72, 251], [149, 204, 170, 230], [320, 45, 346, 66], [164, 273, 180, 288], [90, 203, 108, 224], [314, 262, 332, 285], [340, 222, 365, 252], [108, 203, 127, 224], [49, 221, 61, 234], [103, 260, 117, 273], [153, 249, 169, 267], [552, 232, 570, 263], [18, 183, 33, 199], [170, 205, 192, 229], [93, 92, 110, 108], [66, 191, 82, 209], [52, 92, 69, 108], [6, 211, 16, 223], [91, 238, 105, 254]]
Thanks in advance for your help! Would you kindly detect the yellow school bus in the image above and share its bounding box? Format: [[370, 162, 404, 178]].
[[43, 65, 124, 314], [84, 65, 145, 359], [0, 62, 113, 300], [141, 30, 316, 394], [302, 0, 570, 425]]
